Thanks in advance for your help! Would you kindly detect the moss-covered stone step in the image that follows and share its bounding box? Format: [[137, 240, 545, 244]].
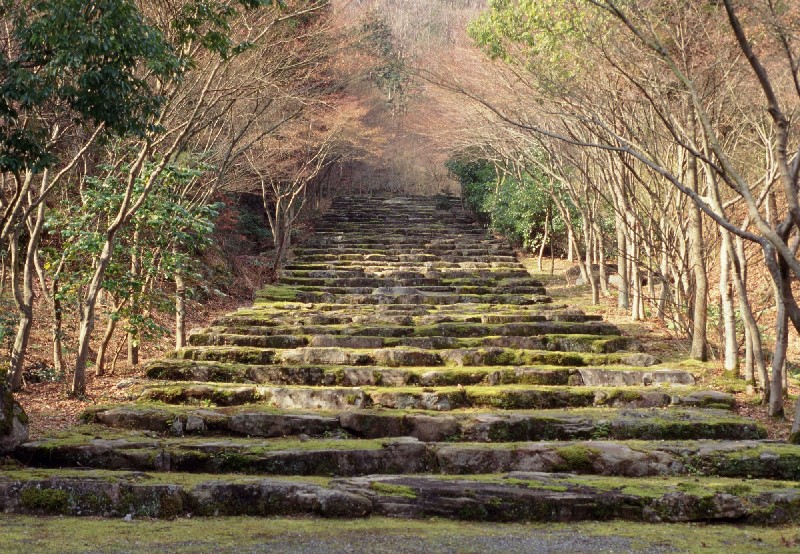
[[195, 319, 620, 340], [254, 290, 552, 307], [0, 469, 370, 518], [14, 428, 800, 480], [433, 440, 800, 480], [342, 408, 764, 442], [332, 473, 800, 523], [83, 404, 765, 442], [187, 333, 632, 354], [209, 308, 603, 329], [169, 345, 658, 368], [127, 380, 730, 411], [296, 253, 520, 264], [363, 385, 730, 412], [144, 359, 694, 388], [14, 431, 428, 477], [259, 284, 549, 296]]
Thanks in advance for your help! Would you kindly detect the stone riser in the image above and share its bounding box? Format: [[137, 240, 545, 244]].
[[282, 260, 525, 269], [282, 268, 533, 280], [186, 333, 630, 353], [170, 345, 637, 368], [134, 382, 732, 412], [14, 436, 800, 481], [257, 285, 548, 296], [3, 471, 798, 523], [279, 277, 544, 288], [85, 405, 764, 442], [296, 255, 519, 263], [258, 282, 546, 298], [294, 248, 518, 257], [146, 360, 694, 389], [304, 238, 510, 248], [254, 292, 552, 306], [197, 320, 623, 339], [210, 313, 605, 329]]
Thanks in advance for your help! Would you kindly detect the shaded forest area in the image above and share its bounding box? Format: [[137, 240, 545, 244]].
[[2, 0, 800, 438]]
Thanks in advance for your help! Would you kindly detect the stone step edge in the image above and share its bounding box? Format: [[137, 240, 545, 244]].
[[128, 381, 734, 412], [144, 360, 694, 388], [83, 404, 766, 442], [14, 434, 800, 480], [1, 470, 798, 523]]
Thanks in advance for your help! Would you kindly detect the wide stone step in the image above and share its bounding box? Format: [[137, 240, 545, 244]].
[[256, 284, 549, 296], [283, 261, 525, 271], [201, 318, 616, 338], [5, 469, 796, 522], [332, 473, 800, 523], [297, 254, 521, 264], [0, 469, 372, 519], [145, 360, 695, 388], [14, 429, 800, 480], [187, 332, 632, 354], [83, 404, 766, 442], [294, 247, 518, 258], [170, 345, 655, 367], [282, 268, 533, 280], [14, 431, 428, 477], [127, 380, 732, 412], [254, 289, 552, 307]]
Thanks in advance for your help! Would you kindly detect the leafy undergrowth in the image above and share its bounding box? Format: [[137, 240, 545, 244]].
[[0, 515, 797, 554]]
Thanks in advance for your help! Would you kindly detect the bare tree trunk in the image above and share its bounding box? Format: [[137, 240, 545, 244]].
[[719, 232, 738, 376], [729, 238, 767, 392], [688, 199, 708, 360], [128, 228, 141, 366], [567, 227, 574, 262], [657, 250, 669, 320], [537, 205, 550, 272], [769, 294, 788, 417], [585, 220, 599, 305], [95, 309, 118, 377], [595, 220, 609, 297], [51, 277, 65, 376], [7, 201, 46, 391], [175, 265, 187, 349], [73, 235, 118, 395]]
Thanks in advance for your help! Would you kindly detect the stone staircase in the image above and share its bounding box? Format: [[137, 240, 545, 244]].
[[5, 194, 800, 523]]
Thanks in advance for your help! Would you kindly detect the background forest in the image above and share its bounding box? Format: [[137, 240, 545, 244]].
[[2, 0, 800, 437]]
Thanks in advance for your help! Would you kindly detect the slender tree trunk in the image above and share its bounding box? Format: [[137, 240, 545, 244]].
[[73, 230, 121, 395], [537, 205, 550, 272], [127, 228, 140, 366], [51, 277, 65, 376], [616, 213, 629, 309], [719, 233, 738, 376], [8, 201, 46, 390], [95, 310, 118, 377], [658, 250, 669, 320], [567, 227, 574, 262], [175, 265, 187, 349], [585, 219, 599, 305], [728, 238, 766, 392], [769, 293, 788, 417], [688, 190, 708, 359], [595, 221, 609, 297]]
